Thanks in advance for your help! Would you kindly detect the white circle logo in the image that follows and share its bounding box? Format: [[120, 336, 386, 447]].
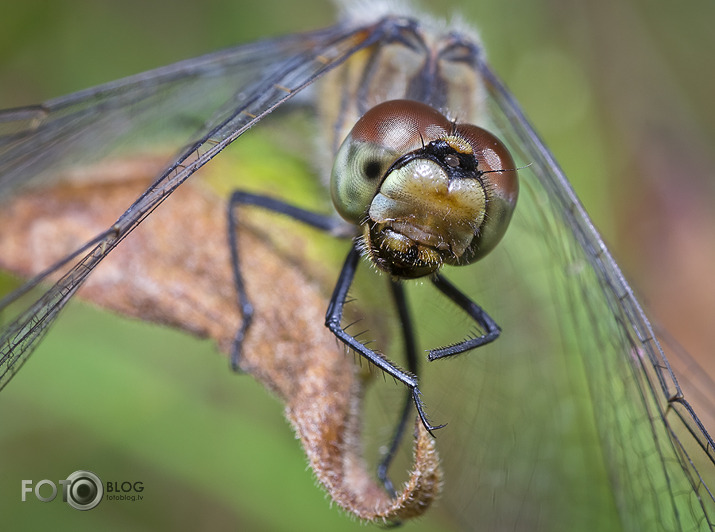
[[65, 470, 103, 510]]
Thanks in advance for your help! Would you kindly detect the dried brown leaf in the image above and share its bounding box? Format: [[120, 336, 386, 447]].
[[0, 164, 441, 522]]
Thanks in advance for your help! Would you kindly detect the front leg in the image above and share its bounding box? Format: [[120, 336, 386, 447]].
[[428, 273, 501, 361], [325, 244, 445, 435], [227, 190, 347, 370]]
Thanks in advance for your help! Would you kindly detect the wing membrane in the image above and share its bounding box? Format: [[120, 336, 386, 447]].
[[469, 53, 715, 530], [0, 19, 387, 390]]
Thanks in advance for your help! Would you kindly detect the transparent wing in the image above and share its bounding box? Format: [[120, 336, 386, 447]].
[[409, 51, 714, 531], [0, 19, 386, 390], [0, 27, 348, 193]]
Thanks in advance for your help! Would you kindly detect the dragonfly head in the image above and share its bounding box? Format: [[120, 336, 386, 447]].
[[331, 99, 518, 278]]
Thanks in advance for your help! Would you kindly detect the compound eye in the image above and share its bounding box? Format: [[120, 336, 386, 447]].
[[452, 123, 519, 262], [455, 123, 518, 207], [330, 100, 451, 223]]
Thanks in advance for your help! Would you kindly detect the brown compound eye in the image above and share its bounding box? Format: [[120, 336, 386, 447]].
[[455, 123, 518, 201], [451, 123, 519, 262]]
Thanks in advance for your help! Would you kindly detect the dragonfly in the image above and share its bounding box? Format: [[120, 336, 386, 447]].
[[1, 1, 713, 530]]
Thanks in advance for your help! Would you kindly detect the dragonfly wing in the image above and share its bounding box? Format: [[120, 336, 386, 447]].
[[0, 18, 387, 390], [471, 53, 715, 531], [0, 24, 356, 193]]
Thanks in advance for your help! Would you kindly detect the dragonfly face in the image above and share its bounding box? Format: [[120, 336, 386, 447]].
[[0, 1, 713, 531], [331, 99, 518, 277]]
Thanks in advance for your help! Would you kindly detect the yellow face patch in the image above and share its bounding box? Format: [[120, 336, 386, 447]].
[[442, 134, 473, 155]]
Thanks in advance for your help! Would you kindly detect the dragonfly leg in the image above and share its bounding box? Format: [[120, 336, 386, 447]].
[[376, 279, 419, 497], [326, 244, 445, 436], [428, 273, 501, 361], [227, 191, 347, 371]]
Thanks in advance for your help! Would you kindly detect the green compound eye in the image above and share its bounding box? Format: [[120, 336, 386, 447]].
[[331, 139, 397, 223], [330, 99, 518, 278]]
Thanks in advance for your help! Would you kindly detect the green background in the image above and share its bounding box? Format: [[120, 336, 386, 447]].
[[1, 1, 713, 530]]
